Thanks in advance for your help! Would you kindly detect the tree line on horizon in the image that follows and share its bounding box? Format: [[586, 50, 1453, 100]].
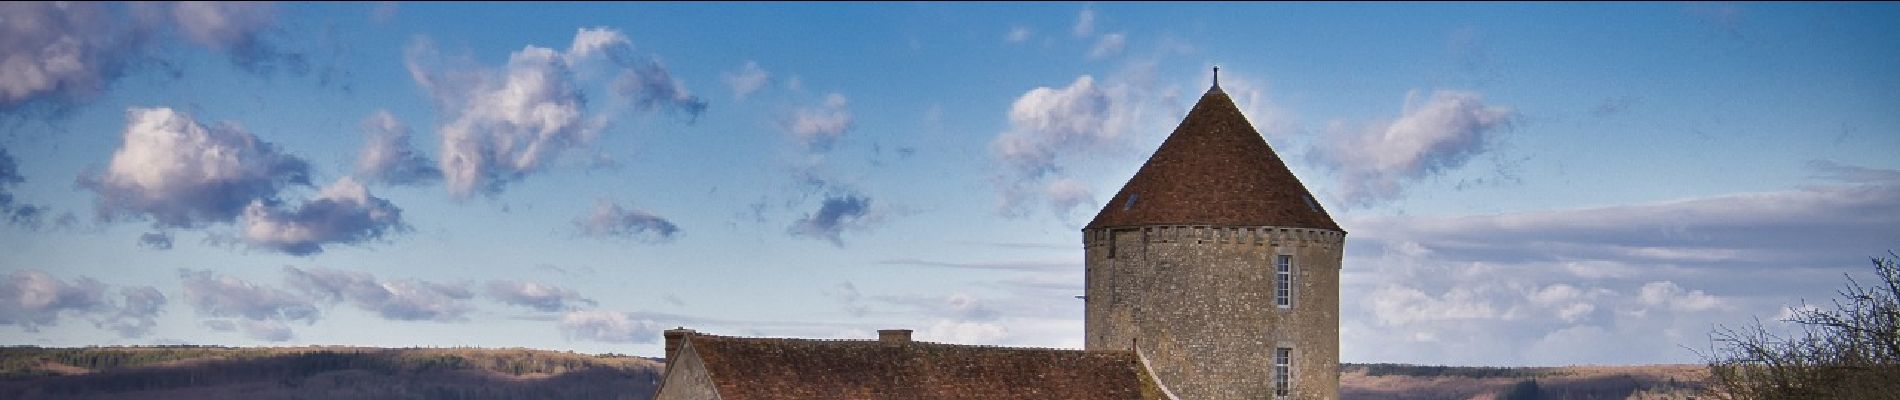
[[0, 347, 661, 399]]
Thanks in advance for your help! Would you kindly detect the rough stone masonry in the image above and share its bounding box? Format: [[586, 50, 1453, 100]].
[[1083, 74, 1345, 400]]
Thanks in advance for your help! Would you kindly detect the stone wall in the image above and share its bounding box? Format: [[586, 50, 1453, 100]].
[[1085, 226, 1343, 400], [654, 341, 722, 400]]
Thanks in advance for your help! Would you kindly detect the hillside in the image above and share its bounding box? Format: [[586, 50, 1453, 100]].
[[0, 346, 1708, 399], [1341, 363, 1709, 400], [0, 346, 662, 400]]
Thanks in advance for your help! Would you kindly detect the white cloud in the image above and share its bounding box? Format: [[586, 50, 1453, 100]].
[[1638, 281, 1724, 312], [354, 110, 440, 186], [240, 177, 407, 256], [943, 293, 999, 321], [567, 27, 707, 119], [1088, 33, 1125, 60], [917, 320, 1009, 345], [829, 281, 1083, 348], [993, 76, 1116, 177], [1005, 26, 1032, 44], [560, 309, 662, 343], [1553, 302, 1597, 323], [282, 267, 380, 304], [1311, 90, 1514, 206], [169, 2, 304, 75], [1774, 304, 1821, 322], [485, 280, 596, 312], [0, 269, 107, 331], [283, 266, 473, 322], [564, 27, 631, 64], [990, 73, 1165, 217], [179, 269, 318, 324], [786, 93, 854, 151], [1073, 8, 1096, 37], [1527, 284, 1607, 323], [1365, 285, 1499, 326], [0, 2, 318, 109], [103, 286, 166, 338], [0, 2, 140, 108], [1339, 252, 1761, 365], [724, 60, 770, 101], [429, 44, 587, 197], [1043, 177, 1095, 218], [1333, 169, 1900, 365], [908, 316, 1081, 348], [574, 199, 679, 242], [1346, 176, 1900, 269], [409, 27, 704, 198], [1528, 283, 1583, 305], [0, 269, 166, 338], [82, 108, 404, 255], [84, 107, 312, 228], [170, 2, 272, 51], [611, 58, 708, 118]]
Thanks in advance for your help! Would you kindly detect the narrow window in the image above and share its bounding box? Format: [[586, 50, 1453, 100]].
[[1274, 347, 1293, 397], [1275, 255, 1293, 308]]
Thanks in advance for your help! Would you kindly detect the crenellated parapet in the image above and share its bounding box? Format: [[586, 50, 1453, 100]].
[[1084, 225, 1344, 249]]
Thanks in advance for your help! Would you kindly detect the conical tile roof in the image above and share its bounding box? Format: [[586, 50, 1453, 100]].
[[1085, 83, 1340, 231]]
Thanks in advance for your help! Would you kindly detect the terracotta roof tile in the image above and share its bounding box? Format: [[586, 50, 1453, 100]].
[[1086, 85, 1341, 232], [689, 334, 1147, 400]]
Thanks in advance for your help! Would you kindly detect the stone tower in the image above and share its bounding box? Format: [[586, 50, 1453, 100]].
[[1084, 71, 1344, 400]]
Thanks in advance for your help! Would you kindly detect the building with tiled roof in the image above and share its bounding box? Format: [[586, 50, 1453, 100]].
[[1084, 69, 1344, 400], [1085, 72, 1338, 232], [654, 69, 1343, 400], [653, 329, 1176, 400]]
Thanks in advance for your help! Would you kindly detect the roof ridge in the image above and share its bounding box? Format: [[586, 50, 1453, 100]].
[[692, 333, 1124, 353]]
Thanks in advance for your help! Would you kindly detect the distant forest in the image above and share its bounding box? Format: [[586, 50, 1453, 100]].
[[0, 346, 662, 400], [1, 346, 1703, 400], [1341, 363, 1707, 400]]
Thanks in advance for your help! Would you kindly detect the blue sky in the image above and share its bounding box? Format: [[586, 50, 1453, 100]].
[[2, 2, 1897, 366]]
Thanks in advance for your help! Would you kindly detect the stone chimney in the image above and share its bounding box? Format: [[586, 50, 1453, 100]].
[[878, 329, 913, 345], [663, 327, 696, 363]]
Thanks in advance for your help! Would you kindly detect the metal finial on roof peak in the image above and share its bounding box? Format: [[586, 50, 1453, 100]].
[[1212, 65, 1220, 88]]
